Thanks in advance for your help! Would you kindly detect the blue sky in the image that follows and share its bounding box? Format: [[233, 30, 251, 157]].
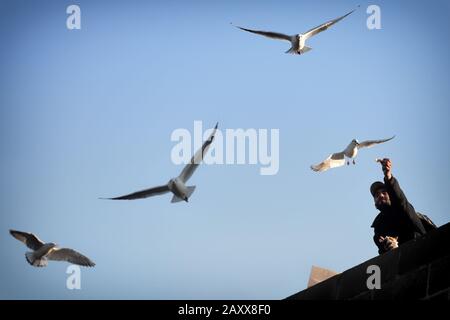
[[0, 0, 449, 299]]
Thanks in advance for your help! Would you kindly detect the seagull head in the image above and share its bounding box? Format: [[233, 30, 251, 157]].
[[43, 242, 58, 254], [352, 139, 360, 146]]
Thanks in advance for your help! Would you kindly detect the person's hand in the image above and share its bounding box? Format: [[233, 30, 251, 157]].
[[379, 236, 398, 251], [379, 158, 392, 180]]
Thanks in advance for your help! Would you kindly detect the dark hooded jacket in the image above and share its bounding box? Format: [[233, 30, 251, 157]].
[[371, 176, 426, 254]]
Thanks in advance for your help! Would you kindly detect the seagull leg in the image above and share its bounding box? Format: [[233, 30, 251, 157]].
[[353, 159, 356, 165], [347, 161, 350, 166]]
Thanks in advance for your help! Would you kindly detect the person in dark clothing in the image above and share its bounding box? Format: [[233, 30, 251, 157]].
[[370, 158, 426, 254]]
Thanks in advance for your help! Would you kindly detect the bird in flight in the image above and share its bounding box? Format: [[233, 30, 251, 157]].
[[311, 136, 395, 172], [102, 122, 218, 203], [9, 230, 95, 267], [233, 6, 359, 55]]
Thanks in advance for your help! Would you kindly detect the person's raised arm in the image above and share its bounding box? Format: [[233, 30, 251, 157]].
[[378, 158, 426, 234], [379, 158, 408, 208]]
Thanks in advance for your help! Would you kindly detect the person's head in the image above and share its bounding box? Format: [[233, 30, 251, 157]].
[[370, 181, 391, 211]]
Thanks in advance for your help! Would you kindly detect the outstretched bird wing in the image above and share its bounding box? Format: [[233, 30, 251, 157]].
[[178, 122, 218, 183], [47, 248, 95, 267], [303, 7, 358, 40], [357, 136, 395, 149], [9, 230, 45, 250], [101, 185, 170, 200], [234, 26, 292, 42], [311, 151, 346, 172]]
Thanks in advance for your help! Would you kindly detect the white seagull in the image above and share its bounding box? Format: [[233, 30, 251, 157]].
[[233, 6, 359, 55], [10, 230, 95, 267], [102, 122, 218, 203], [311, 136, 395, 172]]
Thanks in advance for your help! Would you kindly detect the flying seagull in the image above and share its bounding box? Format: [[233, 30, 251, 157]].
[[9, 230, 95, 267], [311, 136, 395, 172], [233, 6, 359, 54], [102, 122, 218, 203]]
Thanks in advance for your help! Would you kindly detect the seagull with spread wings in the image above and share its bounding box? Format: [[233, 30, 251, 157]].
[[311, 136, 395, 172], [9, 230, 95, 267], [102, 122, 218, 203], [233, 6, 359, 55]]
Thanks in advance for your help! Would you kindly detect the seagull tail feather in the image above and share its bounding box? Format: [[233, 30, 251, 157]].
[[25, 252, 35, 265]]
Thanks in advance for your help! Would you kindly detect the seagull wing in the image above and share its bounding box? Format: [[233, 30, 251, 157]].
[[47, 248, 95, 267], [303, 7, 358, 40], [9, 230, 45, 250], [235, 26, 292, 42], [178, 122, 218, 183], [101, 185, 170, 200], [310, 152, 346, 172], [357, 136, 396, 149]]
